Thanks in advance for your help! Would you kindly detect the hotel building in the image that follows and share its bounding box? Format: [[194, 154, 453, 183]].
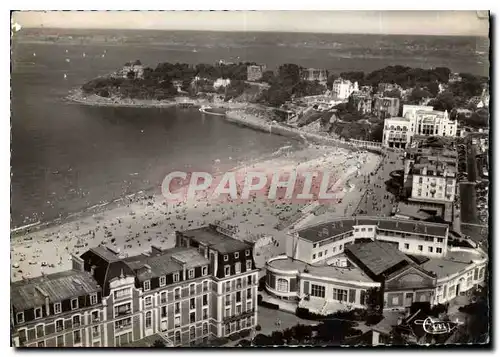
[[264, 217, 487, 315], [301, 68, 328, 83], [247, 65, 267, 82], [373, 96, 400, 119], [11, 224, 258, 347]]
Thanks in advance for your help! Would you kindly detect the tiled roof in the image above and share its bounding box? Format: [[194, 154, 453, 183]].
[[11, 270, 100, 311], [181, 226, 252, 254], [296, 217, 448, 243]]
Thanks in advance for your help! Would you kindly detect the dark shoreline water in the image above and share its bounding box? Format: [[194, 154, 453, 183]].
[[11, 30, 489, 228]]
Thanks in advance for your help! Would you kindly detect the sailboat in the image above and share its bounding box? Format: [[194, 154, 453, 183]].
[[64, 73, 67, 79], [192, 48, 198, 53], [83, 52, 86, 58], [65, 58, 70, 63], [33, 52, 36, 57], [101, 53, 105, 58], [65, 49, 68, 53]]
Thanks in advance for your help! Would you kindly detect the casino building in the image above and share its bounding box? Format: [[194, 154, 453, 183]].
[[264, 217, 487, 315], [11, 224, 258, 347]]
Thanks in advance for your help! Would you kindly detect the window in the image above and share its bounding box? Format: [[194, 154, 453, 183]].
[[203, 280, 209, 292], [56, 335, 64, 347], [190, 283, 196, 295], [277, 278, 289, 292], [143, 280, 151, 291], [368, 227, 373, 232], [313, 243, 318, 248], [429, 247, 433, 253], [92, 325, 99, 339], [224, 254, 228, 262], [224, 265, 231, 277], [190, 326, 196, 340], [175, 316, 181, 328], [159, 276, 166, 287], [312, 254, 316, 260], [71, 298, 79, 310], [36, 324, 44, 338], [115, 317, 132, 330], [175, 288, 181, 299], [437, 238, 444, 243], [355, 228, 360, 232], [35, 307, 43, 319], [247, 301, 252, 312], [392, 296, 399, 305], [188, 269, 195, 279], [145, 296, 152, 308], [37, 341, 45, 348], [236, 291, 241, 303], [190, 298, 196, 310], [247, 276, 252, 285], [236, 305, 241, 315], [203, 322, 209, 335], [90, 294, 97, 305], [333, 288, 348, 302], [361, 228, 366, 232], [225, 323, 231, 335], [203, 294, 208, 306], [245, 250, 250, 257], [324, 250, 327, 256], [225, 307, 231, 318], [173, 273, 180, 282], [160, 291, 167, 304], [236, 278, 242, 288], [225, 281, 230, 292], [16, 312, 24, 324], [175, 302, 180, 314], [91, 311, 99, 322], [73, 330, 82, 344], [418, 245, 423, 251], [72, 315, 81, 327], [235, 262, 241, 274], [225, 294, 231, 306], [339, 245, 343, 251], [161, 306, 167, 318], [202, 266, 208, 276], [203, 307, 208, 320], [190, 312, 196, 324], [247, 288, 252, 299], [311, 284, 326, 298], [175, 331, 181, 344], [114, 287, 131, 300], [404, 243, 409, 249], [246, 260, 252, 271], [318, 251, 323, 258], [145, 311, 152, 329], [332, 246, 336, 253], [56, 319, 64, 332], [114, 302, 132, 317]]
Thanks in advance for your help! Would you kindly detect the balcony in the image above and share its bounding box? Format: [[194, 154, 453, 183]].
[[115, 309, 132, 317], [175, 308, 181, 314], [175, 294, 181, 300]]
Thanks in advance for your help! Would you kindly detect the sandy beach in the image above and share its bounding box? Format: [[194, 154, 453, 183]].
[[12, 94, 382, 282]]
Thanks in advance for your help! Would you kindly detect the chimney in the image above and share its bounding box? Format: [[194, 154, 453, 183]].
[[35, 286, 50, 316]]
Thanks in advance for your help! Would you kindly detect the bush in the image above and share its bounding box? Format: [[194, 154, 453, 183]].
[[210, 337, 230, 346], [429, 303, 448, 317], [365, 314, 384, 326], [255, 324, 262, 331], [229, 332, 241, 341], [240, 329, 251, 338], [410, 301, 431, 315], [258, 276, 266, 291]]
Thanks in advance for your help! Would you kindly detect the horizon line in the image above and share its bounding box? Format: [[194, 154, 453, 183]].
[[17, 26, 490, 38]]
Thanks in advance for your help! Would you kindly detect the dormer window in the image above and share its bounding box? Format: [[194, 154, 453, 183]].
[[223, 254, 228, 262], [234, 252, 239, 259], [90, 294, 97, 305], [173, 273, 179, 282], [54, 302, 62, 314], [245, 250, 250, 257], [202, 266, 208, 276], [16, 312, 24, 324], [159, 276, 166, 287], [144, 280, 151, 291], [71, 298, 79, 310], [35, 307, 43, 319]]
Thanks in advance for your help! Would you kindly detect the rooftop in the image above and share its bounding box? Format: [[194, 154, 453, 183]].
[[11, 269, 100, 311], [345, 241, 413, 277], [419, 249, 486, 279], [267, 256, 374, 283], [181, 226, 252, 254], [296, 217, 448, 243]]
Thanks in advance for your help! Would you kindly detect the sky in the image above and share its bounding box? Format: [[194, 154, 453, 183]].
[[12, 11, 489, 37]]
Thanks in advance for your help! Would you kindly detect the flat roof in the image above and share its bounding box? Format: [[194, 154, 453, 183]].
[[268, 257, 373, 283], [296, 217, 448, 243], [419, 249, 486, 279], [345, 241, 412, 276], [11, 270, 100, 311], [181, 226, 252, 254]]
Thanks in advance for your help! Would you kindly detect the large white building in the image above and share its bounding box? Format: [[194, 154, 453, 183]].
[[263, 217, 487, 315], [332, 79, 359, 100], [382, 105, 458, 148]]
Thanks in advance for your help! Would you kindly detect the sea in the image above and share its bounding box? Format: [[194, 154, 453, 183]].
[[10, 28, 490, 229]]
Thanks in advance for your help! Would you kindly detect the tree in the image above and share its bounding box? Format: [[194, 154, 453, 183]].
[[261, 70, 275, 84], [278, 64, 302, 85]]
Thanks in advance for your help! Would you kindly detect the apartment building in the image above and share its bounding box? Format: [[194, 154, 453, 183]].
[[350, 92, 373, 114], [332, 78, 359, 100], [11, 225, 258, 347], [300, 68, 328, 83], [382, 117, 412, 149], [403, 105, 457, 138], [373, 96, 400, 119], [264, 217, 487, 315]]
